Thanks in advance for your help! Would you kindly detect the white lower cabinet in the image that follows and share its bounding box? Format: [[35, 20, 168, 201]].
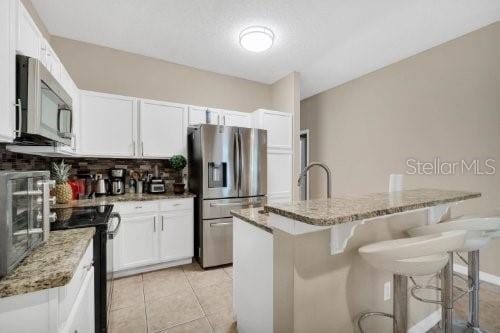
[[159, 211, 194, 262], [114, 214, 158, 270], [0, 241, 94, 333], [113, 199, 194, 274], [63, 267, 94, 333]]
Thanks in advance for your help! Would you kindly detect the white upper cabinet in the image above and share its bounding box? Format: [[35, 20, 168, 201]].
[[188, 106, 222, 126], [253, 109, 293, 151], [79, 91, 137, 157], [221, 110, 252, 128], [140, 100, 186, 158], [16, 1, 41, 58], [0, 0, 16, 142]]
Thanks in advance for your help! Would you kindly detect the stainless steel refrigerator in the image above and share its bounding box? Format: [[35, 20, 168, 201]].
[[188, 124, 267, 268]]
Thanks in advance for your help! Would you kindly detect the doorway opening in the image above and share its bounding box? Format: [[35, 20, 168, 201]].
[[300, 129, 310, 200]]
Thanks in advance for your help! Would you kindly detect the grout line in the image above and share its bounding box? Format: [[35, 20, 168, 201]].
[[141, 273, 149, 333]]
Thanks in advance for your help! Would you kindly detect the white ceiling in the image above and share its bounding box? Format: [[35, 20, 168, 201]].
[[31, 0, 500, 99]]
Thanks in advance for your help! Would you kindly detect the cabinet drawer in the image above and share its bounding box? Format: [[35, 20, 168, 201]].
[[113, 201, 159, 215], [159, 198, 193, 212], [58, 239, 93, 328]]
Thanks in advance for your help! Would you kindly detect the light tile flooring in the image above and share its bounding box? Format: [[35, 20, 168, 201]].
[[110, 262, 500, 333], [109, 262, 235, 333]]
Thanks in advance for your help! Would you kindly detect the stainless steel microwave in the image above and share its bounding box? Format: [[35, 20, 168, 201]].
[[15, 55, 73, 146], [0, 171, 56, 277]]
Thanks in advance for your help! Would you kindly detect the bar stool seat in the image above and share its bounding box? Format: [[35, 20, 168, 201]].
[[407, 217, 500, 333], [407, 217, 500, 252], [357, 230, 466, 333]]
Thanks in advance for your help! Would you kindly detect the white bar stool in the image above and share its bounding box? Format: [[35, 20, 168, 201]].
[[408, 217, 500, 333], [357, 230, 467, 333]]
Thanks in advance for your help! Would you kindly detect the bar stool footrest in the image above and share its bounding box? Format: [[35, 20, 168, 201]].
[[357, 311, 394, 333]]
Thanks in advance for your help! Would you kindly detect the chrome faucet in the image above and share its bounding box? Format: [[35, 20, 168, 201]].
[[297, 162, 332, 199]]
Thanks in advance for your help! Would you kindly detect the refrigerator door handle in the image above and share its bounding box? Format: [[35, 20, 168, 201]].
[[234, 131, 241, 192]]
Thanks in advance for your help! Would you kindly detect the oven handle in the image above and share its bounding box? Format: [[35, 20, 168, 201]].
[[108, 212, 121, 239]]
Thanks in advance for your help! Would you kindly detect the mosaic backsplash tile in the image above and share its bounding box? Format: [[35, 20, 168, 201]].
[[0, 144, 183, 190]]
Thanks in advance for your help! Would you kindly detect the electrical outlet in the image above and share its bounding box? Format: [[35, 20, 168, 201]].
[[384, 281, 391, 301]]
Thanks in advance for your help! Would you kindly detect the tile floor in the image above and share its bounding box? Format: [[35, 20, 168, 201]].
[[109, 262, 235, 333], [110, 262, 500, 333]]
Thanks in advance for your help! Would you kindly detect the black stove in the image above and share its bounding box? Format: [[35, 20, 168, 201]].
[[50, 205, 113, 230], [50, 205, 119, 333]]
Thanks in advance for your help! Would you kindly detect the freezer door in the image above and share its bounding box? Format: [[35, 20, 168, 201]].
[[201, 125, 239, 199], [238, 128, 267, 197], [202, 218, 233, 268], [202, 197, 266, 220]]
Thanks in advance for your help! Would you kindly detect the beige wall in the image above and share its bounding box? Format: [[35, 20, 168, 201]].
[[271, 72, 301, 199], [20, 0, 50, 41], [50, 37, 272, 113], [301, 22, 500, 276]]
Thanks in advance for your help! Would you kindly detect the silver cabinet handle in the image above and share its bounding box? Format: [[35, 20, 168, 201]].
[[161, 216, 164, 231], [83, 261, 94, 271], [141, 142, 144, 156], [15, 99, 22, 136], [210, 222, 233, 228], [135, 206, 143, 209], [132, 141, 136, 155], [153, 216, 156, 232]]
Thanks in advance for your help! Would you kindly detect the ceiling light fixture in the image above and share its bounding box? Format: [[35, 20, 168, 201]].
[[239, 26, 274, 52]]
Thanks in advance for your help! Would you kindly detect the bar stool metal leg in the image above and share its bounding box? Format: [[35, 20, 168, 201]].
[[441, 252, 454, 333], [468, 250, 485, 332], [393, 275, 408, 333]]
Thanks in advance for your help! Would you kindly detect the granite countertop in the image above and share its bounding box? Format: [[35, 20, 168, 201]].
[[53, 192, 196, 208], [231, 207, 272, 233], [264, 188, 481, 226], [0, 228, 95, 298]]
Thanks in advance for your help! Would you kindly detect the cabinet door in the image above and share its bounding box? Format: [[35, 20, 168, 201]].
[[64, 267, 95, 333], [80, 91, 137, 157], [267, 152, 292, 203], [158, 212, 194, 262], [16, 1, 42, 58], [140, 100, 186, 158], [0, 0, 15, 142], [222, 110, 251, 128], [188, 106, 207, 125], [256, 110, 292, 150], [114, 214, 158, 271]]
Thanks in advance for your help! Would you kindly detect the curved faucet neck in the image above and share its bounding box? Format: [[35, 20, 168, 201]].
[[297, 162, 332, 199]]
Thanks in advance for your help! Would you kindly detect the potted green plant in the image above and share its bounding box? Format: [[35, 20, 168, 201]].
[[169, 155, 187, 194]]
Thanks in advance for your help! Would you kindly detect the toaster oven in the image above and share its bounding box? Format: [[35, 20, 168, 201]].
[[0, 171, 56, 277]]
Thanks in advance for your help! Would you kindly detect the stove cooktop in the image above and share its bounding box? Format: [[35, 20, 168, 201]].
[[50, 205, 113, 231]]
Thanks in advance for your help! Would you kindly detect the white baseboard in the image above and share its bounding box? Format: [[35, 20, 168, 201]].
[[408, 309, 441, 333], [454, 264, 500, 286], [113, 258, 192, 278]]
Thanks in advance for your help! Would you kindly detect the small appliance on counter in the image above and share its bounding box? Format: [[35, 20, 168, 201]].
[[93, 174, 109, 197], [109, 168, 125, 195], [148, 178, 166, 193], [51, 205, 120, 333], [0, 171, 56, 277]]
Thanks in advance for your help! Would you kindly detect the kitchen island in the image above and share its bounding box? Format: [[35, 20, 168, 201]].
[[231, 189, 480, 333]]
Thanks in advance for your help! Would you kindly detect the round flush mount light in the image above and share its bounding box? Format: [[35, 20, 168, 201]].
[[239, 26, 274, 52]]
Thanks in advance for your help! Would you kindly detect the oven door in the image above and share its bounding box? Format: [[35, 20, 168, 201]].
[[106, 213, 121, 326]]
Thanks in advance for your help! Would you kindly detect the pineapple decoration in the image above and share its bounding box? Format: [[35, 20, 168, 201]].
[[51, 160, 73, 204]]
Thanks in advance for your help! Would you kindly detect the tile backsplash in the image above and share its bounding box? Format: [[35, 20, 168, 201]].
[[0, 144, 183, 190]]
